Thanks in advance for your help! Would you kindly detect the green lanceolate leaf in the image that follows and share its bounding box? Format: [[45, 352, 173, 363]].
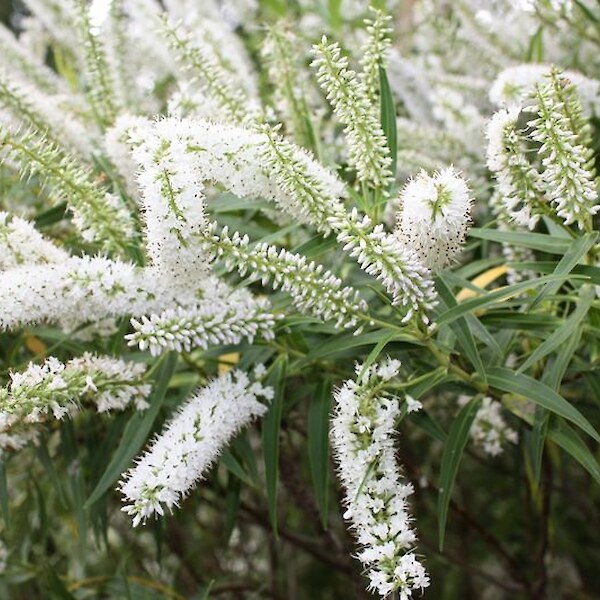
[[487, 367, 600, 442], [518, 284, 595, 374], [262, 355, 287, 537], [531, 233, 597, 307], [470, 227, 573, 254], [547, 419, 600, 485], [436, 275, 583, 326], [308, 378, 332, 529], [436, 275, 486, 380], [438, 396, 481, 551], [379, 65, 397, 181]]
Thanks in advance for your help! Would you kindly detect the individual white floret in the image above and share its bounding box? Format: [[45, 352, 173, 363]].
[[394, 167, 473, 271], [120, 369, 272, 526]]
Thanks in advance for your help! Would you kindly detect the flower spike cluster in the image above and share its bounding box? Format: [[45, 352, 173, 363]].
[[120, 369, 273, 526], [311, 36, 392, 189], [331, 359, 429, 598], [394, 167, 473, 271], [528, 69, 599, 230]]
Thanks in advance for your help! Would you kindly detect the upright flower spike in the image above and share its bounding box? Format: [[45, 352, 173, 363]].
[[359, 9, 392, 104], [120, 369, 273, 526], [311, 36, 392, 189], [0, 354, 151, 450], [394, 167, 473, 271], [486, 107, 545, 230], [331, 359, 429, 598], [528, 69, 599, 230], [0, 126, 135, 253], [261, 24, 315, 148], [162, 18, 256, 125], [72, 0, 120, 127]]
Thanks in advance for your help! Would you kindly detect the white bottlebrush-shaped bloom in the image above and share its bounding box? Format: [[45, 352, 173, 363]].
[[528, 70, 599, 230], [331, 359, 429, 598], [490, 63, 600, 117], [120, 369, 272, 526], [394, 167, 472, 271], [72, 0, 120, 126], [0, 257, 180, 331], [0, 212, 69, 270], [332, 209, 437, 321], [261, 24, 314, 147], [359, 8, 392, 103], [0, 125, 135, 252], [127, 287, 276, 356], [256, 124, 347, 231], [257, 124, 436, 319], [458, 395, 518, 456], [486, 107, 545, 230], [0, 354, 151, 450], [311, 36, 392, 189]]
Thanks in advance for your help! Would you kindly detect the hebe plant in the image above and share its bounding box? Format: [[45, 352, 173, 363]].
[[0, 0, 599, 598]]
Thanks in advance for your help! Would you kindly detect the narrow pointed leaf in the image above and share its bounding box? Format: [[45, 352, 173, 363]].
[[438, 396, 481, 551]]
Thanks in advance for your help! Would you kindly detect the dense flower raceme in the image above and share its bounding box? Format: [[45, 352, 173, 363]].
[[311, 36, 393, 190], [331, 359, 429, 599], [394, 167, 473, 271], [528, 70, 599, 230], [120, 369, 273, 527], [0, 354, 151, 451], [0, 252, 275, 354], [486, 107, 545, 230], [0, 125, 135, 253], [486, 70, 599, 231], [127, 288, 277, 356]]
